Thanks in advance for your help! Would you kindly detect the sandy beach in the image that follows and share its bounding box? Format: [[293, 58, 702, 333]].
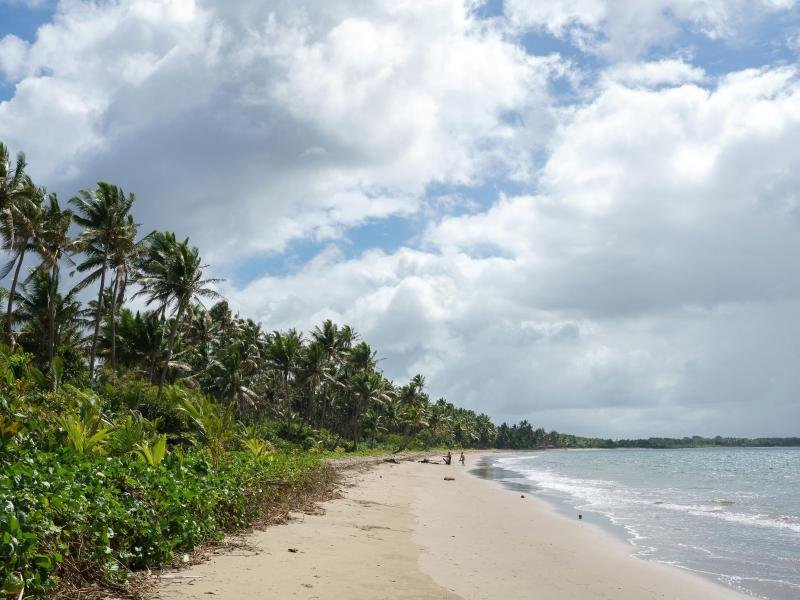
[[156, 454, 748, 600]]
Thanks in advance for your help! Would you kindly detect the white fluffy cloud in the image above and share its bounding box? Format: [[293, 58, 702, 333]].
[[506, 0, 798, 58], [0, 0, 559, 263]]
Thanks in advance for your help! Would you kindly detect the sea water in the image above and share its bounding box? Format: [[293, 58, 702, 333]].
[[477, 447, 800, 599]]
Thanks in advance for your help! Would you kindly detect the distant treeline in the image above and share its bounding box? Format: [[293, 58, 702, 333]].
[[495, 421, 800, 450]]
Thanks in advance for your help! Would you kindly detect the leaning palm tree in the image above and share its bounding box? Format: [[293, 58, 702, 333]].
[[136, 234, 221, 394], [2, 186, 44, 344], [70, 182, 136, 377]]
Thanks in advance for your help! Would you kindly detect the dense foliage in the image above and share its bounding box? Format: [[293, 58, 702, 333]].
[[0, 348, 329, 598]]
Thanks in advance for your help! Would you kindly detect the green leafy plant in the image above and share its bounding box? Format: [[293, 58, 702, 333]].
[[134, 433, 168, 466], [111, 411, 158, 454], [242, 437, 272, 458], [58, 414, 111, 455], [177, 389, 234, 462], [0, 415, 22, 450]]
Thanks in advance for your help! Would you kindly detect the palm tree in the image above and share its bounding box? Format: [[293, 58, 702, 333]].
[[349, 370, 392, 450], [101, 307, 162, 375], [209, 341, 258, 417], [184, 305, 215, 375], [348, 341, 377, 373], [361, 408, 387, 447], [136, 234, 221, 393], [298, 340, 327, 427], [2, 186, 44, 344], [70, 182, 136, 377], [135, 231, 175, 383], [106, 215, 139, 372], [265, 329, 303, 428], [208, 300, 237, 351], [34, 194, 74, 367], [0, 142, 32, 248], [12, 270, 89, 366]]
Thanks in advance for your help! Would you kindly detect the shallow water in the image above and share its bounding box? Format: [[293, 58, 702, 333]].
[[477, 447, 800, 599]]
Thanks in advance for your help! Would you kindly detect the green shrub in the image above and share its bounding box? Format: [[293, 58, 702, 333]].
[[99, 377, 185, 434], [0, 448, 322, 597]]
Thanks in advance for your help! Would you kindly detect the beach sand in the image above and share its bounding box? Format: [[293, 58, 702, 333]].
[[156, 454, 748, 599]]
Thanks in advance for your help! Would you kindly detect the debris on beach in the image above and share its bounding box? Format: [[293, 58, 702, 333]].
[[444, 476, 455, 481], [288, 548, 299, 553]]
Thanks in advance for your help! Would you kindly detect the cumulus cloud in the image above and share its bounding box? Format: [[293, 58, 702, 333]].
[[225, 65, 800, 437], [0, 35, 29, 81], [603, 59, 706, 87], [0, 0, 560, 263], [505, 0, 799, 58]]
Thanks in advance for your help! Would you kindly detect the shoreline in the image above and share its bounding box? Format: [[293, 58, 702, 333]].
[[156, 452, 749, 599]]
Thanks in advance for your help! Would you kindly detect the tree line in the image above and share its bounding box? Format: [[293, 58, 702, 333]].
[[494, 421, 800, 449], [0, 140, 498, 451]]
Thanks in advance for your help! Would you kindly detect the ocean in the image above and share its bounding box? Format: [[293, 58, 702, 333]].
[[476, 447, 800, 599]]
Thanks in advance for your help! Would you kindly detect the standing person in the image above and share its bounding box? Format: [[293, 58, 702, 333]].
[[459, 451, 465, 465], [443, 451, 452, 465]]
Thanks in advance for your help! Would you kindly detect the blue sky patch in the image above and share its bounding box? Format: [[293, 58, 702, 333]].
[[0, 1, 53, 41]]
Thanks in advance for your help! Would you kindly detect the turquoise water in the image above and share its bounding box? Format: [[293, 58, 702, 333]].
[[480, 447, 800, 599]]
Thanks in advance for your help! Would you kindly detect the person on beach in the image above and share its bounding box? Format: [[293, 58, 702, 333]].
[[443, 451, 452, 465], [459, 452, 465, 465]]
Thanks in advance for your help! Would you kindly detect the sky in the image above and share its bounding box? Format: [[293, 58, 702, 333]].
[[2, 0, 800, 438]]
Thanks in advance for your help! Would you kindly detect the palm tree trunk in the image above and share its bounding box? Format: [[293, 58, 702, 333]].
[[300, 384, 312, 428], [88, 259, 107, 378], [110, 275, 118, 373], [148, 306, 165, 384], [47, 265, 58, 368], [352, 396, 361, 451], [148, 351, 157, 384], [284, 373, 292, 430], [5, 244, 26, 344], [158, 304, 184, 395]]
